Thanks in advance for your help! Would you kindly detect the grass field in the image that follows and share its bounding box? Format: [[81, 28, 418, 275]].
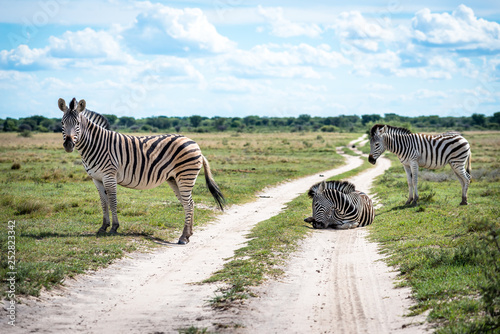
[[369, 131, 500, 333], [0, 131, 357, 297]]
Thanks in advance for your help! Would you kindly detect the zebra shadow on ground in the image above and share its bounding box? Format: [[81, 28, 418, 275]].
[[21, 231, 173, 245]]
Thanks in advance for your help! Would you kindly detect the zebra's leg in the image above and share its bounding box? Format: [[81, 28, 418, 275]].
[[410, 161, 419, 205], [403, 164, 414, 205], [102, 177, 120, 234], [175, 181, 196, 245], [167, 179, 191, 243], [167, 179, 182, 202], [334, 221, 359, 229], [92, 178, 110, 235], [451, 162, 470, 205]]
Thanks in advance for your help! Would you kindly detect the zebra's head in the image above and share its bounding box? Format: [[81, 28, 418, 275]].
[[59, 97, 86, 153], [368, 124, 387, 165], [304, 181, 335, 229]]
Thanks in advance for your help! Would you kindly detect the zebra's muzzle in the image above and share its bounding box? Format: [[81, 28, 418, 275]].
[[63, 139, 75, 153], [368, 155, 377, 165]]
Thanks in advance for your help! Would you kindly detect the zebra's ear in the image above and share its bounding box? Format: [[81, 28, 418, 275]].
[[381, 125, 388, 134], [318, 181, 326, 193], [58, 98, 67, 112], [77, 99, 86, 113]]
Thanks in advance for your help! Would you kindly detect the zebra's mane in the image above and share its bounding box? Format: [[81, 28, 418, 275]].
[[370, 124, 412, 137], [440, 130, 462, 136], [308, 180, 356, 198], [82, 109, 110, 130]]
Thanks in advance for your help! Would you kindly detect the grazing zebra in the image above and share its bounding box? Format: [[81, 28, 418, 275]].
[[58, 97, 225, 244], [304, 180, 375, 229], [368, 124, 471, 205]]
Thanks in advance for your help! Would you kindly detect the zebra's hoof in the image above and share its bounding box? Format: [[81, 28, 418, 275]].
[[178, 239, 188, 245], [96, 229, 107, 236], [460, 201, 468, 205]]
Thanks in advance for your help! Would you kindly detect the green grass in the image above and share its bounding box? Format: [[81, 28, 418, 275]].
[[369, 131, 500, 333], [204, 151, 374, 309], [0, 131, 358, 297]]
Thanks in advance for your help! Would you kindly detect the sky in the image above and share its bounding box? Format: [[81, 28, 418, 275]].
[[0, 0, 499, 119]]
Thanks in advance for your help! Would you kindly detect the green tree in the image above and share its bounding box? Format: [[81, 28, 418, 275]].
[[3, 118, 18, 131], [489, 112, 500, 125], [118, 116, 136, 128], [361, 114, 381, 125], [472, 113, 486, 126], [103, 114, 118, 125], [190, 115, 203, 128]]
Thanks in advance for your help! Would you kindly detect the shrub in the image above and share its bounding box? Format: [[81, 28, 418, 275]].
[[320, 125, 337, 132], [18, 130, 32, 138]]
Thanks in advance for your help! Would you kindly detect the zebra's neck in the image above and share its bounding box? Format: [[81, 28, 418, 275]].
[[326, 189, 351, 212], [383, 132, 413, 154], [75, 114, 107, 158]]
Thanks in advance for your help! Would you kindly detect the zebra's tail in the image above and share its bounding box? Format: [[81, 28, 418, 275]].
[[466, 151, 472, 176], [202, 155, 225, 211]]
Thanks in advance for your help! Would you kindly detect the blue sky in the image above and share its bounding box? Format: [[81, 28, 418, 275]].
[[0, 0, 499, 119]]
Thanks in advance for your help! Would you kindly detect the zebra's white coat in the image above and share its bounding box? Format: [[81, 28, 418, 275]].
[[59, 98, 224, 244], [368, 124, 471, 205]]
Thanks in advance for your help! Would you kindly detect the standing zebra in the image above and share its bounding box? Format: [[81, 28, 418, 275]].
[[368, 124, 471, 205], [59, 97, 225, 244], [304, 180, 375, 229]]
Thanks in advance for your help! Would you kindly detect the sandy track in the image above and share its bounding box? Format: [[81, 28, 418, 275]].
[[2, 136, 425, 333]]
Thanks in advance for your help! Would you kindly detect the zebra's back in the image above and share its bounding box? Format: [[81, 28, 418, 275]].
[[412, 133, 470, 169], [113, 133, 203, 190], [357, 191, 374, 227]]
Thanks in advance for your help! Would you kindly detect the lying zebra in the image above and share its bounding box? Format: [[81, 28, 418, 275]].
[[59, 97, 225, 244], [304, 180, 375, 229]]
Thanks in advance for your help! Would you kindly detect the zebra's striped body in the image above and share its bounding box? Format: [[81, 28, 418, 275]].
[[368, 124, 471, 205], [59, 98, 224, 244], [304, 180, 375, 229]]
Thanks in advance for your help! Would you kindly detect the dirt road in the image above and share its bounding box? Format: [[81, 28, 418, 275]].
[[2, 136, 426, 333]]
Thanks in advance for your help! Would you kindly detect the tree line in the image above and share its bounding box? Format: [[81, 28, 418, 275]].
[[2, 112, 500, 134]]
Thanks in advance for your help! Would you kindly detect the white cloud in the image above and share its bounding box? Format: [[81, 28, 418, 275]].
[[210, 76, 269, 94], [349, 50, 401, 76], [0, 45, 58, 70], [412, 5, 500, 53], [257, 6, 322, 38], [122, 2, 236, 54], [212, 43, 348, 79], [331, 10, 407, 52], [49, 28, 132, 63], [140, 56, 204, 84], [363, 82, 394, 91], [413, 89, 449, 99]]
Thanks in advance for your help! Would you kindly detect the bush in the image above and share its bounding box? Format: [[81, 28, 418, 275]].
[[18, 130, 32, 137], [320, 125, 337, 132], [18, 123, 32, 131]]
